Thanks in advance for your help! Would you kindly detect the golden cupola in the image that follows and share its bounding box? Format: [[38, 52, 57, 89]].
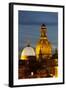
[[36, 24, 52, 60]]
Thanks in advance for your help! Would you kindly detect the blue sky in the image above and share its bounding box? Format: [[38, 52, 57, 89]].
[[18, 10, 58, 50]]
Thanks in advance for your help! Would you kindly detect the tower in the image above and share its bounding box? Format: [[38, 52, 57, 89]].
[[36, 24, 52, 60]]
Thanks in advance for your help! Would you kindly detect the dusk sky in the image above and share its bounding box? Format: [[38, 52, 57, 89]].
[[18, 10, 58, 51]]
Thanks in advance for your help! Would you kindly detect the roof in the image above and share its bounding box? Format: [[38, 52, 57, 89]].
[[21, 46, 35, 56]]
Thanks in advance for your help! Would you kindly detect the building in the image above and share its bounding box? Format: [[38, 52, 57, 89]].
[[19, 24, 58, 79], [19, 43, 37, 79], [20, 43, 35, 60], [36, 24, 52, 60]]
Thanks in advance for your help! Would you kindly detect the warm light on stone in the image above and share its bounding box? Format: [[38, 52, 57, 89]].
[[55, 67, 58, 77], [19, 24, 58, 79], [20, 45, 35, 60], [36, 24, 52, 60]]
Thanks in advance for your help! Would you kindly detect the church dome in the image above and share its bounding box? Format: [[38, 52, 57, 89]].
[[20, 44, 35, 60], [36, 24, 52, 59], [36, 40, 52, 59]]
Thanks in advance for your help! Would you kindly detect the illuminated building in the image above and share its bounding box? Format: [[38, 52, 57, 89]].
[[36, 24, 52, 60], [20, 43, 35, 60], [19, 24, 58, 79], [19, 43, 36, 79]]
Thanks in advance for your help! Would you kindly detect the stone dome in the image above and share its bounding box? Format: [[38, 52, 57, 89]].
[[36, 39, 52, 59], [36, 24, 52, 59], [20, 45, 35, 60]]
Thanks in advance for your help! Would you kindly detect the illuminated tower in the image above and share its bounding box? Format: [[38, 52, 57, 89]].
[[36, 24, 52, 60]]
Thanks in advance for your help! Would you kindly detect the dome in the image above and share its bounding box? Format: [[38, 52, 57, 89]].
[[36, 40, 52, 59], [21, 47, 35, 56], [36, 24, 52, 59], [20, 46, 35, 60]]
